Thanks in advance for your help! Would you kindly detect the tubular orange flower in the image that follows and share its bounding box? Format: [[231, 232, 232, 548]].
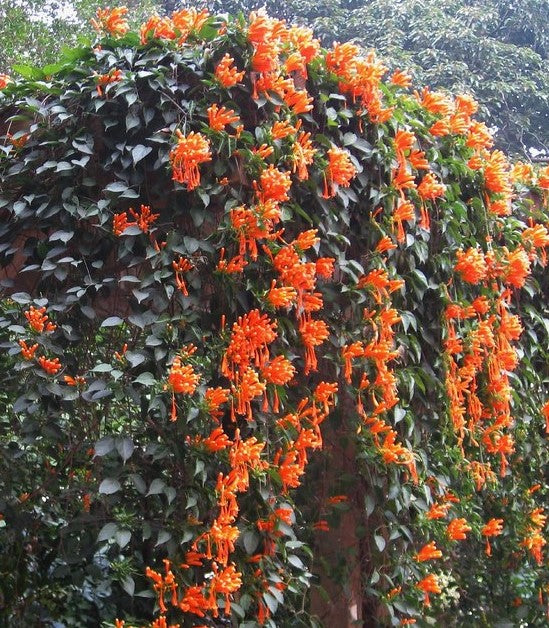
[[38, 356, 62, 375], [113, 211, 134, 235], [292, 130, 317, 180], [482, 518, 504, 555], [271, 119, 297, 139], [140, 15, 176, 44], [408, 150, 430, 170], [484, 150, 512, 196], [95, 68, 123, 97], [257, 165, 292, 202], [316, 257, 335, 278], [417, 574, 441, 606], [129, 204, 159, 233], [204, 387, 230, 420], [447, 517, 472, 541], [415, 541, 443, 562], [418, 173, 445, 201], [426, 502, 451, 520], [502, 246, 530, 288], [223, 309, 277, 376], [416, 87, 453, 116], [207, 104, 240, 132], [300, 316, 330, 374], [394, 129, 415, 161], [392, 167, 416, 192], [0, 74, 11, 89], [390, 69, 412, 88], [393, 200, 415, 243], [214, 54, 245, 88], [18, 339, 39, 360], [170, 130, 211, 190], [203, 427, 232, 452], [323, 146, 357, 198], [429, 118, 450, 137], [542, 400, 549, 434], [25, 306, 57, 333], [168, 357, 199, 395], [266, 281, 297, 308], [261, 355, 296, 385], [293, 229, 319, 251], [455, 247, 488, 284], [375, 235, 397, 253], [172, 8, 209, 43], [466, 120, 493, 151], [91, 6, 129, 37]]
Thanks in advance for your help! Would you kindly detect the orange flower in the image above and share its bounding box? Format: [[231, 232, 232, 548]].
[[394, 129, 415, 161], [215, 54, 245, 88], [204, 387, 230, 420], [113, 212, 134, 235], [291, 130, 316, 180], [484, 150, 512, 196], [38, 356, 62, 375], [418, 173, 445, 201], [466, 121, 493, 151], [393, 200, 415, 243], [521, 530, 546, 566], [140, 15, 176, 44], [482, 518, 504, 555], [429, 118, 450, 137], [257, 165, 292, 202], [542, 400, 549, 434], [64, 375, 86, 387], [18, 339, 39, 360], [267, 281, 297, 308], [223, 309, 277, 376], [408, 150, 430, 170], [172, 8, 209, 43], [316, 257, 335, 278], [392, 167, 416, 192], [91, 6, 129, 37], [416, 87, 452, 116], [168, 357, 199, 395], [0, 74, 12, 89], [426, 502, 451, 520], [271, 119, 297, 139], [455, 247, 487, 284], [24, 306, 57, 333], [128, 204, 159, 233], [170, 130, 211, 190], [323, 146, 357, 198], [502, 246, 530, 288], [417, 574, 441, 606], [415, 541, 443, 562], [207, 104, 240, 132], [390, 69, 412, 88], [300, 316, 330, 374], [95, 68, 123, 97], [375, 236, 397, 253], [203, 427, 232, 452], [261, 355, 296, 386], [447, 517, 471, 541]]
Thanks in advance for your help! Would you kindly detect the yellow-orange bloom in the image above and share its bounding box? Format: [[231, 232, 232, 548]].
[[482, 518, 504, 556], [170, 130, 211, 190], [25, 306, 57, 333], [455, 247, 487, 284], [91, 6, 129, 37], [417, 574, 441, 606], [258, 165, 292, 202], [415, 541, 443, 562], [215, 54, 245, 88], [38, 356, 62, 375], [323, 146, 357, 198], [390, 69, 412, 88], [168, 357, 199, 395], [18, 339, 39, 360], [207, 104, 240, 132], [447, 517, 471, 541]]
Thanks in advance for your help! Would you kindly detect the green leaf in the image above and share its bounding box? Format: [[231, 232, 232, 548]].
[[132, 144, 152, 164], [99, 478, 121, 495], [116, 437, 134, 463], [97, 522, 118, 542]]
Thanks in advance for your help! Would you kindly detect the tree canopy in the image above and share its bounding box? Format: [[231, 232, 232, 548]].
[[0, 5, 548, 628]]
